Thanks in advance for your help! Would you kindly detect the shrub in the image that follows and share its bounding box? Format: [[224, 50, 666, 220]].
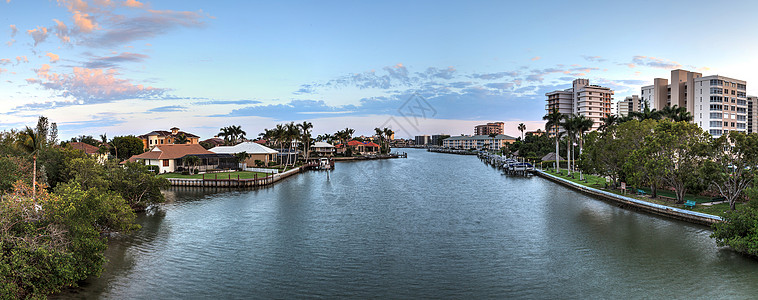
[[146, 165, 159, 174]]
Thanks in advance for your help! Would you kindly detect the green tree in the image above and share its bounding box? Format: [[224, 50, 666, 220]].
[[631, 120, 710, 203], [110, 135, 144, 161], [184, 155, 200, 172], [702, 131, 758, 210], [299, 121, 313, 160], [108, 162, 170, 211], [711, 207, 758, 256]]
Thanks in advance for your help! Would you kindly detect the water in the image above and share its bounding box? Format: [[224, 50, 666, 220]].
[[61, 149, 758, 299]]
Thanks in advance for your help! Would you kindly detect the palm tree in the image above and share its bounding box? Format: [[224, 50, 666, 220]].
[[174, 134, 189, 144], [560, 115, 576, 175], [383, 128, 394, 154], [518, 123, 526, 140], [543, 109, 563, 171], [629, 102, 660, 121], [218, 127, 232, 145], [574, 115, 594, 179], [230, 125, 247, 144], [283, 122, 300, 167], [17, 127, 44, 200], [298, 121, 313, 162], [598, 115, 618, 132]]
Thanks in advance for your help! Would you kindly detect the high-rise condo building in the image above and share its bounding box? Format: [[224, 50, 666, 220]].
[[616, 95, 641, 117], [545, 79, 614, 134], [474, 122, 504, 136], [641, 69, 747, 137]]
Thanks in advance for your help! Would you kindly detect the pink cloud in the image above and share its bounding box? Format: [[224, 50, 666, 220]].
[[15, 56, 28, 64], [0, 58, 10, 65], [52, 19, 70, 43], [29, 66, 165, 102], [9, 24, 17, 37], [531, 56, 541, 61], [46, 52, 60, 63], [123, 0, 143, 8], [26, 26, 49, 46], [73, 10, 98, 33]]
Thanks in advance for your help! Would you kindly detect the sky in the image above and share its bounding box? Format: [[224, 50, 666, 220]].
[[2, 0, 758, 140]]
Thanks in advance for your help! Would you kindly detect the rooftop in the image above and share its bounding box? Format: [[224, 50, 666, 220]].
[[209, 142, 278, 154]]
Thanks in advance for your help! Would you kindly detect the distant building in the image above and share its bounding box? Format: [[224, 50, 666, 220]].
[[312, 142, 336, 157], [442, 134, 516, 151], [474, 122, 504, 136], [525, 129, 545, 137], [139, 127, 200, 150], [209, 142, 279, 166], [126, 144, 229, 174], [414, 135, 431, 146], [69, 142, 108, 164], [749, 96, 758, 134], [641, 69, 748, 137], [545, 79, 614, 134], [431, 134, 449, 146], [616, 95, 642, 117]]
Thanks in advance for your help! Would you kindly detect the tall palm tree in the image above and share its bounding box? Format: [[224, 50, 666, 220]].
[[560, 115, 576, 174], [598, 115, 618, 132], [218, 127, 232, 145], [518, 123, 526, 140], [284, 122, 300, 167], [298, 121, 313, 162], [374, 127, 385, 153], [17, 127, 44, 200], [574, 114, 594, 179], [543, 109, 563, 171], [229, 125, 247, 144], [383, 128, 394, 154], [629, 102, 661, 121]]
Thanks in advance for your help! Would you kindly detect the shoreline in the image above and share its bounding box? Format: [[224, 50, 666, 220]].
[[535, 170, 722, 226], [163, 154, 406, 188]]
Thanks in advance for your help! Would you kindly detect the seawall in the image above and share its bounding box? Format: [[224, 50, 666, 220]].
[[535, 170, 722, 226]]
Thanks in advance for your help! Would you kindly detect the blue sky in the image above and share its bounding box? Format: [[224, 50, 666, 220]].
[[2, 0, 758, 139]]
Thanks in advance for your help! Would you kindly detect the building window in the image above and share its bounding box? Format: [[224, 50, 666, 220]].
[[163, 160, 169, 167], [711, 121, 722, 128]]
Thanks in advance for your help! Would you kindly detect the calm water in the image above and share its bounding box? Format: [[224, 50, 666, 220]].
[[61, 149, 758, 299]]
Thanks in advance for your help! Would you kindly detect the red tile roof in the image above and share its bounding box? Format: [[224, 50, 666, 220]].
[[69, 142, 101, 155], [127, 144, 213, 162], [364, 142, 380, 147], [347, 140, 362, 146]]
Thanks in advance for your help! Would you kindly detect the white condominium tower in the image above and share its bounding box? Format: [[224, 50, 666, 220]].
[[616, 95, 641, 117], [545, 79, 614, 134], [641, 69, 747, 137]]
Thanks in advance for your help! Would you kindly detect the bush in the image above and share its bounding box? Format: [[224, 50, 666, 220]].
[[711, 207, 758, 256], [255, 160, 264, 167], [193, 168, 199, 174], [268, 161, 277, 167], [181, 170, 190, 175]]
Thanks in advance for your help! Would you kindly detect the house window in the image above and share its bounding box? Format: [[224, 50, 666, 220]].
[[163, 160, 169, 167], [160, 140, 164, 144]]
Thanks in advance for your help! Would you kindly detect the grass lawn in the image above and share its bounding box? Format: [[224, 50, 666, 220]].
[[543, 168, 738, 218], [158, 171, 273, 180]]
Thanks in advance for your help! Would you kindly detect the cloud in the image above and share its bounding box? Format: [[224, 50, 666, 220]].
[[148, 105, 185, 112], [27, 66, 166, 104], [531, 56, 541, 61], [0, 59, 10, 65], [582, 55, 606, 62], [123, 0, 144, 8], [46, 52, 60, 63], [83, 52, 148, 68], [470, 71, 519, 80], [15, 56, 28, 64], [26, 26, 49, 46], [83, 9, 207, 47], [631, 56, 682, 69], [485, 82, 514, 90], [9, 25, 17, 37], [52, 19, 70, 43], [423, 66, 456, 80], [72, 10, 98, 33], [193, 99, 262, 105]]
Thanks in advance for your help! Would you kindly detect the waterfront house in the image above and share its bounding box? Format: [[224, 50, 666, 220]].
[[312, 141, 335, 157], [125, 144, 229, 173], [209, 142, 279, 166], [442, 134, 516, 151], [69, 142, 108, 164], [139, 127, 201, 150]]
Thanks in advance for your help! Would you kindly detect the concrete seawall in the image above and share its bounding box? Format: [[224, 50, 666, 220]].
[[535, 170, 722, 226], [166, 167, 303, 188]]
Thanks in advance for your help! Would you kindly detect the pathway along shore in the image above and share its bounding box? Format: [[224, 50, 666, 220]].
[[535, 170, 722, 226]]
